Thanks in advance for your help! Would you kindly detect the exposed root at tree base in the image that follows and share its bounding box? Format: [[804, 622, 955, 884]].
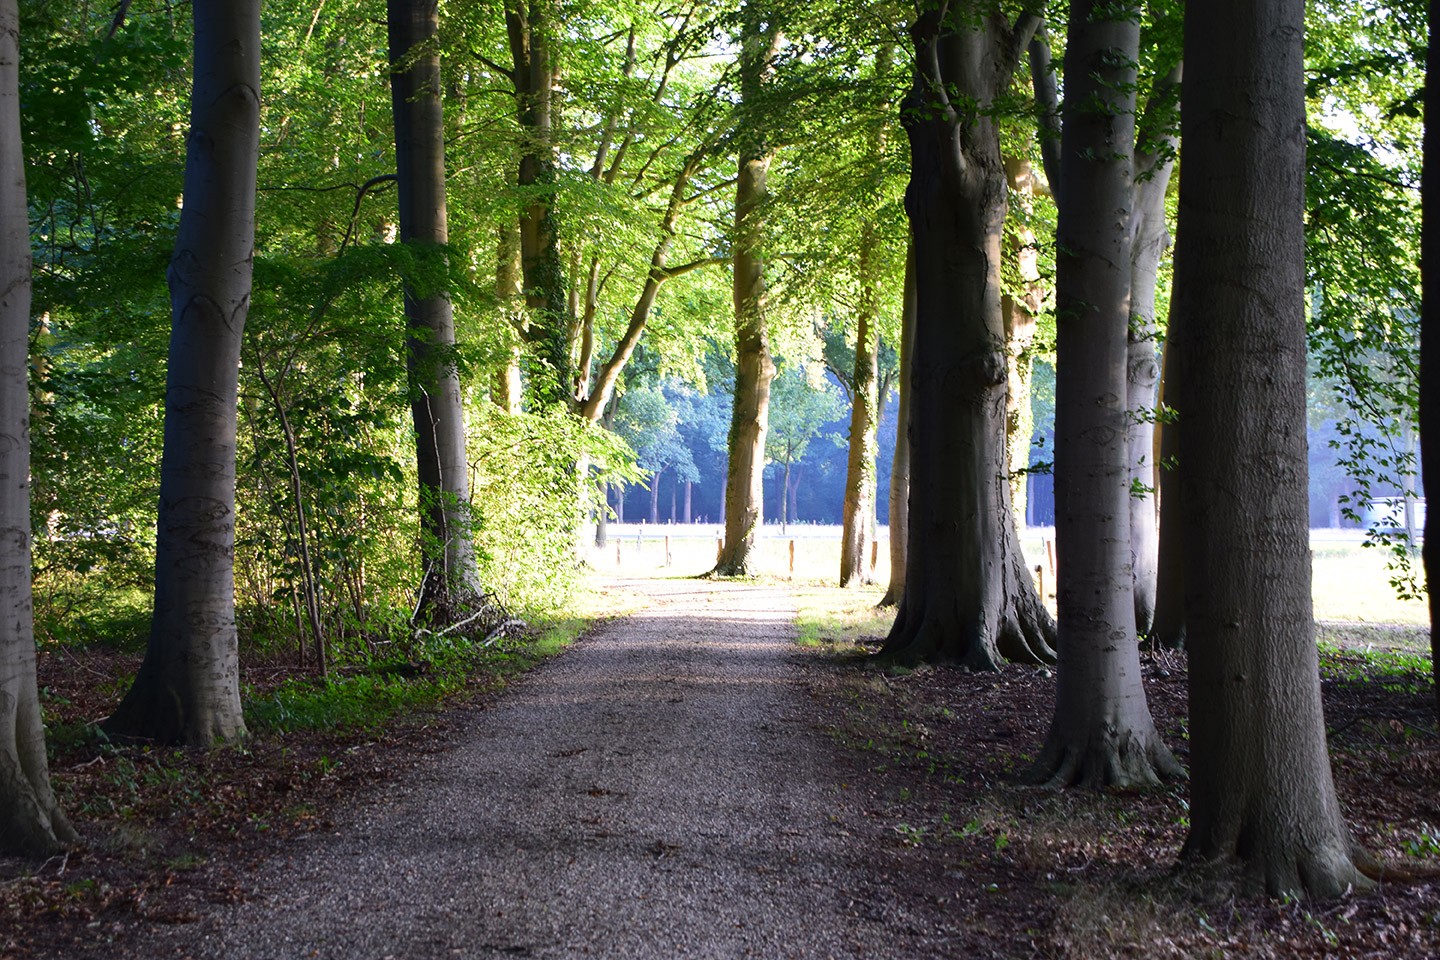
[[1022, 731, 1186, 791]]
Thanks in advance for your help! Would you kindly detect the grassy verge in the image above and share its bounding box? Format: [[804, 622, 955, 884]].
[[791, 583, 891, 650]]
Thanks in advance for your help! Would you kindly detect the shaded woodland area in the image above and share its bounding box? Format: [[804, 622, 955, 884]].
[[3, 0, 1440, 951]]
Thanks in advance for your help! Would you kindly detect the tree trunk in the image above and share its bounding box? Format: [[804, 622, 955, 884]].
[[494, 222, 523, 414], [879, 245, 915, 608], [1149, 336, 1186, 648], [779, 460, 790, 533], [1026, 1, 1179, 789], [1002, 157, 1044, 529], [1174, 0, 1368, 897], [715, 14, 778, 577], [649, 466, 662, 525], [683, 481, 692, 524], [506, 0, 572, 402], [594, 477, 608, 547], [577, 156, 708, 423], [1424, 0, 1440, 717], [1127, 64, 1182, 639], [388, 0, 478, 615], [0, 0, 77, 854], [879, 8, 1054, 666], [840, 226, 880, 586], [104, 0, 257, 746], [614, 481, 625, 524]]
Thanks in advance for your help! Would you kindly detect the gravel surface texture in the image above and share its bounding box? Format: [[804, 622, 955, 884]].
[[130, 578, 949, 959]]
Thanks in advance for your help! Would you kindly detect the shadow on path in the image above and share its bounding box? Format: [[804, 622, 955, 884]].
[[135, 579, 951, 959]]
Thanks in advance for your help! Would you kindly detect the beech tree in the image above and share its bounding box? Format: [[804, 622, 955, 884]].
[[879, 2, 1053, 666], [104, 0, 259, 746], [503, 0, 572, 401], [1173, 0, 1369, 896], [388, 0, 481, 614], [1026, 0, 1180, 789], [878, 246, 914, 608], [0, 0, 75, 853], [716, 5, 780, 576]]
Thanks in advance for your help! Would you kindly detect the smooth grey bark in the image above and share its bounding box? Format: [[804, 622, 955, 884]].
[[1149, 336, 1186, 648], [840, 224, 880, 587], [1001, 157, 1044, 528], [1174, 0, 1368, 897], [388, 0, 480, 614], [0, 0, 76, 854], [715, 13, 779, 577], [493, 222, 524, 414], [879, 6, 1054, 666], [1025, 1, 1180, 789], [878, 246, 914, 608], [105, 0, 257, 747], [1127, 64, 1182, 639]]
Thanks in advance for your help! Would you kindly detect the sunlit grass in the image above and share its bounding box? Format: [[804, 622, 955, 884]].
[[791, 583, 893, 649], [590, 524, 1429, 629], [1311, 544, 1427, 625]]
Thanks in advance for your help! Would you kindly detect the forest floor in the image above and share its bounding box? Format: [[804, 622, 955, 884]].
[[0, 576, 1437, 957]]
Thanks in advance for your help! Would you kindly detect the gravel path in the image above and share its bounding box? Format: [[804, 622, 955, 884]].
[[132, 578, 952, 959]]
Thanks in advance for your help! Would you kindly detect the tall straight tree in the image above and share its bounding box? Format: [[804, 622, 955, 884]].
[[880, 2, 1053, 665], [0, 0, 76, 853], [389, 0, 479, 613], [1174, 0, 1369, 895], [878, 244, 914, 608], [504, 0, 572, 402], [104, 0, 258, 746], [838, 223, 881, 587], [1126, 62, 1180, 637], [1025, 0, 1180, 788], [838, 43, 897, 589], [715, 5, 779, 576]]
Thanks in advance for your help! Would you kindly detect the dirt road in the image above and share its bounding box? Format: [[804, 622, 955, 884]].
[[126, 578, 957, 959]]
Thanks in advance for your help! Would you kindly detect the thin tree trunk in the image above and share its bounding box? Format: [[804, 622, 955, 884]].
[[594, 477, 608, 546], [105, 0, 257, 746], [1175, 0, 1368, 896], [683, 481, 692, 523], [494, 222, 523, 414], [879, 244, 915, 608], [1002, 157, 1044, 529], [1127, 64, 1182, 638], [506, 0, 572, 402], [716, 13, 779, 577], [840, 44, 894, 588], [1149, 336, 1185, 647], [0, 0, 76, 853], [777, 461, 788, 533], [577, 156, 711, 423], [788, 465, 801, 525], [840, 225, 880, 586], [388, 0, 479, 614], [1025, 0, 1179, 789], [254, 358, 326, 678], [879, 8, 1053, 666]]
